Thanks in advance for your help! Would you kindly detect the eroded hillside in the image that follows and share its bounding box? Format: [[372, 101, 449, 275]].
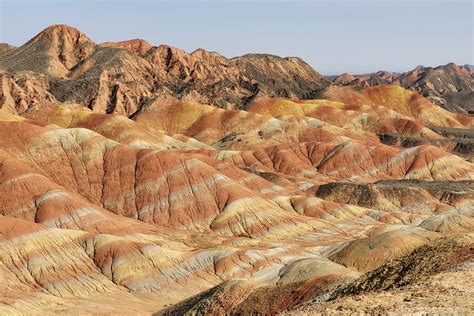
[[0, 25, 473, 315]]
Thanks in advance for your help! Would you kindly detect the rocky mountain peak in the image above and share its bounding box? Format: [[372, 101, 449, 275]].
[[0, 24, 96, 77], [34, 24, 92, 41], [333, 73, 356, 85], [101, 39, 153, 56], [0, 24, 329, 112]]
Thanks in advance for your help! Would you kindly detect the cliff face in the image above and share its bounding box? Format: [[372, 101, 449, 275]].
[[0, 24, 329, 113]]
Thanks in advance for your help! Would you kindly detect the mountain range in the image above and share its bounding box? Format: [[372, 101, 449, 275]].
[[0, 24, 328, 114], [330, 63, 474, 114], [0, 25, 473, 315]]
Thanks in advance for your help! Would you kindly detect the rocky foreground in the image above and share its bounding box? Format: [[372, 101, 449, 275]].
[[0, 25, 473, 315]]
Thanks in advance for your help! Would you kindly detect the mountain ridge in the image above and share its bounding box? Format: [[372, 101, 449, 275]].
[[0, 24, 329, 113], [330, 63, 474, 114]]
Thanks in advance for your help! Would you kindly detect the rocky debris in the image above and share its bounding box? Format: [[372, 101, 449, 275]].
[[158, 233, 474, 315], [287, 233, 474, 315]]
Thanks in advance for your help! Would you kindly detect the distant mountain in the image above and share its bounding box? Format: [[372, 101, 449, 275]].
[[331, 64, 474, 114], [0, 24, 329, 114], [0, 43, 15, 55]]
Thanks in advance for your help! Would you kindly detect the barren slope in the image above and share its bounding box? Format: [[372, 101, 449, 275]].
[[0, 24, 473, 315], [0, 24, 329, 113]]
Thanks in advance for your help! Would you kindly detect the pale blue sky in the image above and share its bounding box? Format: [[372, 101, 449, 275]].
[[0, 0, 472, 74]]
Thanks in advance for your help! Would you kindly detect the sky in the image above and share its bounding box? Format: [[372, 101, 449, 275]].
[[0, 0, 472, 75]]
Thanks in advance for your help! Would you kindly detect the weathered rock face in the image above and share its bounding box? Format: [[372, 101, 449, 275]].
[[101, 39, 153, 56], [231, 54, 330, 106], [0, 25, 96, 77], [331, 63, 474, 114], [0, 24, 473, 315], [0, 24, 329, 113], [395, 64, 474, 113]]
